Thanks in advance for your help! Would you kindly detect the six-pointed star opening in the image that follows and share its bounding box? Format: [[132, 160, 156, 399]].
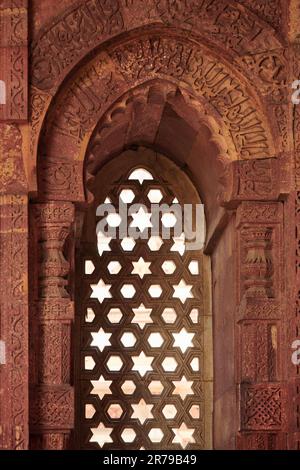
[[131, 399, 154, 424], [91, 328, 112, 352], [132, 257, 151, 278], [172, 279, 193, 304], [132, 303, 153, 329], [132, 351, 154, 377], [172, 328, 195, 353], [172, 423, 195, 449], [90, 422, 113, 448], [91, 375, 112, 399], [130, 206, 152, 232], [172, 376, 194, 400], [90, 279, 112, 303]]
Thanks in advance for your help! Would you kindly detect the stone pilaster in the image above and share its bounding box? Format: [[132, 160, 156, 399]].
[[236, 202, 286, 449], [0, 194, 28, 449], [29, 202, 74, 449]]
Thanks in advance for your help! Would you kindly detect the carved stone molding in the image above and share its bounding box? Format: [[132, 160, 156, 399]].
[[230, 158, 280, 202], [0, 0, 28, 121], [238, 0, 284, 32], [236, 201, 283, 225], [237, 297, 280, 321], [237, 431, 287, 450], [30, 0, 282, 93], [239, 321, 278, 383], [0, 124, 27, 193], [0, 194, 28, 450], [38, 159, 84, 202], [30, 385, 74, 431], [30, 431, 71, 451], [46, 35, 273, 160], [34, 33, 279, 202]]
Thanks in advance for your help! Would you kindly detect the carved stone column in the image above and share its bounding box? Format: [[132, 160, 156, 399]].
[[0, 195, 28, 449], [241, 226, 274, 298], [0, 0, 29, 449], [236, 202, 286, 449], [29, 202, 74, 449]]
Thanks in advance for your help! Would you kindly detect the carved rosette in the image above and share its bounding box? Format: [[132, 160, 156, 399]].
[[30, 202, 75, 449]]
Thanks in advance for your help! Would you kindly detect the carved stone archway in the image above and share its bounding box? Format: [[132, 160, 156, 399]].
[[29, 28, 288, 445], [1, 0, 296, 451]]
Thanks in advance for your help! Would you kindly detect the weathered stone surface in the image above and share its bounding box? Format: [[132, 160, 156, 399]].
[[0, 0, 298, 450]]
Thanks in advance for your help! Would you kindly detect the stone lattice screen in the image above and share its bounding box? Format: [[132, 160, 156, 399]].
[[77, 166, 209, 449]]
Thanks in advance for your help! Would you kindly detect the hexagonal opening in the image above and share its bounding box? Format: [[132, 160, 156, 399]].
[[120, 284, 136, 299], [162, 404, 177, 419], [107, 403, 124, 419], [120, 189, 135, 204], [161, 260, 176, 275], [107, 308, 123, 324], [147, 189, 163, 203], [121, 380, 136, 395], [121, 237, 136, 251], [107, 261, 122, 275], [120, 332, 137, 348], [85, 260, 95, 275], [147, 236, 163, 251], [188, 260, 199, 275], [106, 355, 124, 372], [189, 308, 199, 324], [189, 404, 200, 419], [148, 428, 164, 443], [161, 212, 177, 228], [148, 284, 162, 298], [147, 332, 164, 348], [148, 380, 164, 396], [121, 428, 136, 443], [106, 213, 121, 227], [162, 307, 177, 324], [162, 357, 178, 372]]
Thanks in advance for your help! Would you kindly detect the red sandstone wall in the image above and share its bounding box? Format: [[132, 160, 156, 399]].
[[212, 215, 237, 449]]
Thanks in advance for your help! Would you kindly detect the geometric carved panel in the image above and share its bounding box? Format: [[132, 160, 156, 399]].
[[241, 384, 283, 431], [30, 386, 74, 430]]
